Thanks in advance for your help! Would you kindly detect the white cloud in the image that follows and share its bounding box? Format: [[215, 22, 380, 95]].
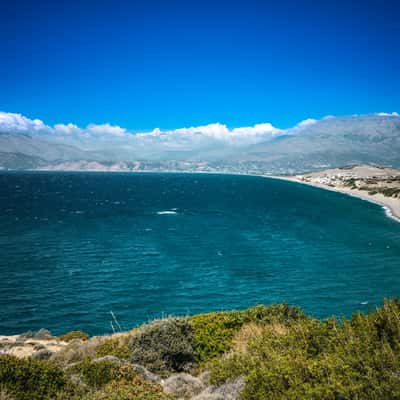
[[296, 118, 317, 128], [2, 110, 397, 155], [376, 112, 399, 117], [86, 123, 127, 137], [137, 122, 279, 146], [54, 123, 81, 135], [0, 112, 48, 133], [175, 123, 230, 139], [0, 112, 129, 142], [232, 123, 278, 136]]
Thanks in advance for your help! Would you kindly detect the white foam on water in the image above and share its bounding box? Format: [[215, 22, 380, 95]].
[[157, 210, 177, 215], [383, 205, 400, 223]]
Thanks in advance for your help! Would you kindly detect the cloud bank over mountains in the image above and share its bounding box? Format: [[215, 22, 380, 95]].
[[0, 111, 312, 150], [2, 111, 399, 153], [1, 110, 400, 172]]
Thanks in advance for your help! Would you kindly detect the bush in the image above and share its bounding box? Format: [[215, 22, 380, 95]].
[[210, 299, 400, 400], [190, 303, 307, 364], [381, 187, 400, 197], [95, 338, 131, 359], [372, 298, 400, 347], [190, 310, 244, 364], [3, 301, 400, 400], [82, 377, 174, 400], [70, 359, 136, 388], [53, 336, 108, 365], [0, 355, 69, 400], [242, 303, 307, 325], [129, 318, 195, 376], [59, 330, 89, 342]]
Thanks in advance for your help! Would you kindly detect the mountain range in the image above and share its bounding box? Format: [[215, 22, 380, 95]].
[[0, 113, 399, 174]]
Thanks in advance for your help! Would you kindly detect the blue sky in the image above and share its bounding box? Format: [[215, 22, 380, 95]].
[[1, 0, 399, 130]]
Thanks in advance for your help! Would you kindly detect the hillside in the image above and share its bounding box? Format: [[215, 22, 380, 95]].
[[1, 300, 400, 399], [234, 115, 400, 172], [0, 132, 92, 169]]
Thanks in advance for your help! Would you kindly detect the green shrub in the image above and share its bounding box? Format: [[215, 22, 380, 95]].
[[95, 338, 131, 359], [82, 376, 174, 400], [190, 303, 307, 364], [372, 298, 400, 347], [242, 303, 307, 325], [190, 310, 244, 363], [59, 330, 89, 342], [0, 355, 69, 400], [381, 187, 400, 197], [3, 301, 400, 400], [70, 359, 136, 388], [210, 299, 400, 400], [129, 318, 195, 376]]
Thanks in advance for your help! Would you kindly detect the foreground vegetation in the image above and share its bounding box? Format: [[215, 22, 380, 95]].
[[1, 300, 400, 399]]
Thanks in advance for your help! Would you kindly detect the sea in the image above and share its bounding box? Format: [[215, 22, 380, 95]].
[[0, 171, 399, 335]]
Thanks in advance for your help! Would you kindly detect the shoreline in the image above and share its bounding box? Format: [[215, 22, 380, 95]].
[[3, 168, 400, 222], [266, 175, 400, 223]]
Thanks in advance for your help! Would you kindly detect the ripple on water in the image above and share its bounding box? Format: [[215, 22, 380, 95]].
[[0, 172, 399, 335]]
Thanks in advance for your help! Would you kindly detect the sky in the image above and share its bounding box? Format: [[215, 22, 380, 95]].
[[1, 0, 399, 131]]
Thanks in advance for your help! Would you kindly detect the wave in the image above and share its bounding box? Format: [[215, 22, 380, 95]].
[[157, 210, 177, 215], [383, 205, 400, 223]]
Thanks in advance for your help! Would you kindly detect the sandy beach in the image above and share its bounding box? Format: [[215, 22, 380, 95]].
[[267, 165, 400, 222]]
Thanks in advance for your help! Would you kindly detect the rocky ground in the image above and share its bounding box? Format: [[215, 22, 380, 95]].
[[0, 329, 68, 359], [0, 319, 248, 400]]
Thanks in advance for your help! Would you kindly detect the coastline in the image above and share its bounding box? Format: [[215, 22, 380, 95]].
[[266, 174, 400, 223], [4, 167, 400, 222]]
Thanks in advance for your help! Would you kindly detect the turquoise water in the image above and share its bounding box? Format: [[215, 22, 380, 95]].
[[0, 172, 399, 335]]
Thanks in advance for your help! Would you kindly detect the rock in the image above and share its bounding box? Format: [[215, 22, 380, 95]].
[[191, 392, 225, 400], [33, 329, 53, 340], [69, 372, 88, 388], [18, 331, 35, 340], [197, 371, 211, 385], [132, 363, 161, 383], [91, 355, 122, 363], [7, 341, 25, 348], [162, 373, 205, 399], [191, 377, 245, 400], [18, 329, 54, 340], [32, 349, 54, 360]]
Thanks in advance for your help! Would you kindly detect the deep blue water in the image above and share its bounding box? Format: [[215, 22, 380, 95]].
[[0, 172, 399, 335]]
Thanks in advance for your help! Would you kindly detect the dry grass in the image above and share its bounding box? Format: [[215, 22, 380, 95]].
[[0, 386, 15, 400], [52, 328, 140, 365], [232, 322, 287, 353], [52, 336, 105, 364], [105, 328, 139, 347]]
